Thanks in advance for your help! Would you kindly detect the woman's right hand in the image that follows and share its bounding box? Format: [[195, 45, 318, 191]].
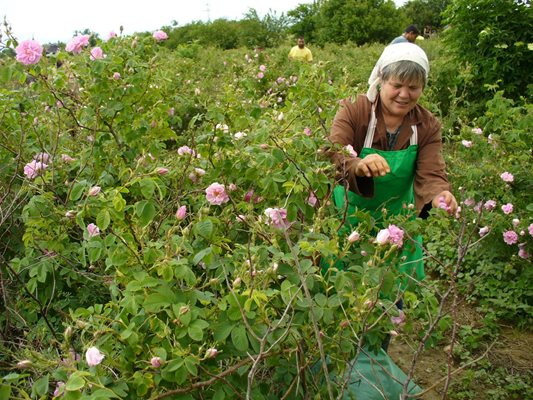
[[354, 154, 391, 178]]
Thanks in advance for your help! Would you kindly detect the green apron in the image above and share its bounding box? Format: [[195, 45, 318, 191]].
[[332, 104, 425, 284]]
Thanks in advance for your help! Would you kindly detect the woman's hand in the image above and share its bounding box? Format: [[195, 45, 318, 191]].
[[432, 190, 458, 215], [354, 154, 391, 178]]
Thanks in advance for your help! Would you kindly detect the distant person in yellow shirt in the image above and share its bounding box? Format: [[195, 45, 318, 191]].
[[288, 37, 313, 62]]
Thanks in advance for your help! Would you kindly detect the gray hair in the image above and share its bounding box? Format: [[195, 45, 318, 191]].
[[380, 60, 427, 88]]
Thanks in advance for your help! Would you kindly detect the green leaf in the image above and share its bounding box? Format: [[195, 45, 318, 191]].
[[70, 181, 87, 201], [139, 178, 156, 199], [213, 388, 226, 400], [213, 320, 234, 342], [184, 356, 198, 376], [135, 200, 157, 226], [31, 374, 49, 397], [193, 247, 212, 265], [113, 193, 126, 212], [194, 220, 214, 239], [66, 372, 86, 391], [96, 210, 111, 231], [231, 325, 248, 352], [0, 385, 11, 399]]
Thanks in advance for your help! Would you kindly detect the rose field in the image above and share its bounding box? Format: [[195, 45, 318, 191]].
[[1, 17, 532, 400]]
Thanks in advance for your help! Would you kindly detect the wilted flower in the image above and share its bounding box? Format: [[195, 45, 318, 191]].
[[347, 231, 360, 243], [88, 186, 101, 196], [512, 218, 520, 227], [277, 112, 284, 121], [500, 172, 514, 183], [176, 205, 187, 220], [87, 223, 100, 237], [484, 200, 496, 211], [34, 152, 50, 163], [153, 30, 168, 41], [503, 230, 518, 245], [390, 310, 406, 326], [15, 39, 43, 65], [264, 207, 289, 229], [501, 203, 513, 215], [16, 360, 33, 369], [205, 182, 229, 205], [307, 191, 318, 207], [61, 154, 75, 162], [150, 357, 162, 368], [85, 346, 105, 367]]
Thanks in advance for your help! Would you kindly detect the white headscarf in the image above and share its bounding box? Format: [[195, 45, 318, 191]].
[[366, 43, 429, 103]]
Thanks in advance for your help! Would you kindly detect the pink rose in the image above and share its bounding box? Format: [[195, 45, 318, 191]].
[[176, 205, 187, 220], [344, 145, 358, 158], [88, 186, 101, 196], [87, 223, 100, 237], [391, 310, 406, 326], [34, 152, 50, 164], [484, 200, 496, 211], [307, 191, 318, 207], [376, 229, 390, 245], [150, 357, 162, 368], [205, 348, 218, 358], [471, 127, 483, 135], [463, 198, 475, 207], [153, 30, 168, 41], [387, 224, 404, 247], [264, 207, 289, 229], [85, 346, 104, 367], [500, 172, 514, 183], [257, 72, 264, 79], [479, 226, 490, 237], [112, 72, 121, 80], [259, 64, 266, 72], [156, 167, 169, 175], [90, 46, 105, 60], [107, 31, 117, 40], [529, 223, 533, 237], [347, 231, 360, 243], [177, 146, 195, 156], [501, 203, 513, 215], [518, 245, 529, 259], [23, 160, 47, 179], [65, 34, 90, 54], [205, 182, 229, 205], [461, 140, 472, 148], [15, 40, 43, 65], [503, 230, 518, 245], [303, 127, 312, 136]]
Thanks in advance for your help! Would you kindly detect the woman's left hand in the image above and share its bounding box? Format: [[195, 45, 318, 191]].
[[432, 190, 458, 215]]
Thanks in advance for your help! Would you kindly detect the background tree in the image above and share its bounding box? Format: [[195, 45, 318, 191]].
[[442, 0, 533, 102], [400, 0, 451, 30], [314, 0, 405, 45], [287, 2, 321, 43]]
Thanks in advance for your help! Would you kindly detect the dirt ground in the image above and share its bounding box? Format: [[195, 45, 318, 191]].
[[387, 300, 533, 399]]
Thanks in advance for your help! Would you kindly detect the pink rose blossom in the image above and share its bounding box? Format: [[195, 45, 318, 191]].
[[23, 160, 47, 179], [501, 203, 513, 215], [438, 196, 451, 212], [257, 72, 264, 79], [259, 64, 266, 72], [500, 172, 514, 183], [391, 310, 406, 326], [375, 229, 390, 245], [463, 198, 475, 207], [344, 145, 358, 158], [518, 245, 529, 259], [479, 226, 490, 237], [244, 190, 254, 203], [264, 207, 289, 229], [303, 127, 312, 136], [90, 46, 105, 60], [88, 186, 101, 196], [156, 167, 169, 175], [387, 224, 404, 247], [205, 348, 218, 358], [65, 34, 90, 54], [529, 223, 533, 237], [85, 346, 104, 367], [177, 146, 196, 156], [150, 357, 162, 368], [347, 231, 360, 243], [15, 40, 43, 65], [484, 200, 496, 211], [228, 183, 237, 191], [307, 191, 318, 207], [503, 230, 518, 245], [107, 31, 117, 40], [205, 182, 229, 205], [34, 152, 50, 163], [176, 205, 187, 220], [472, 127, 483, 135], [153, 30, 168, 41], [87, 223, 100, 237], [461, 140, 473, 148]]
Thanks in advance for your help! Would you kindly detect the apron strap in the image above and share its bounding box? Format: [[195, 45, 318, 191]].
[[363, 103, 419, 148]]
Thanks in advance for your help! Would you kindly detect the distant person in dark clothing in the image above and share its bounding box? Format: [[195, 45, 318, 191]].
[[390, 25, 420, 44]]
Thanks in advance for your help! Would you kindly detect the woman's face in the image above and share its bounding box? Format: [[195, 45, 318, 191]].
[[379, 77, 423, 118]]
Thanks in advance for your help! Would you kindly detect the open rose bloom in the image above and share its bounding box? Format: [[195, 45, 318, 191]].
[[15, 40, 43, 65]]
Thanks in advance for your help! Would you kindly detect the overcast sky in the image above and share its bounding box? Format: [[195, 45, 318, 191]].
[[1, 0, 407, 44]]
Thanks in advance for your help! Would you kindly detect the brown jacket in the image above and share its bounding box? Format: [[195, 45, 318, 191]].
[[329, 94, 450, 212]]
